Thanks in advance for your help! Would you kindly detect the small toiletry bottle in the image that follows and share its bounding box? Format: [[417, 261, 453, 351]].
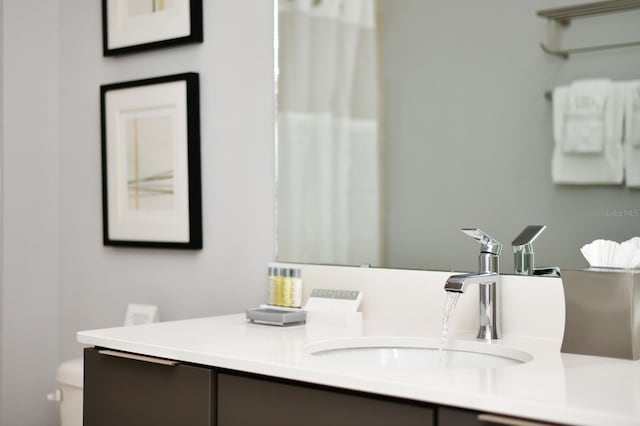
[[274, 268, 283, 306], [292, 268, 302, 308], [266, 267, 275, 305], [282, 268, 293, 307]]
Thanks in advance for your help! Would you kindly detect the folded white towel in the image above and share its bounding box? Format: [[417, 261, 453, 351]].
[[624, 141, 640, 187], [622, 81, 640, 187], [552, 83, 624, 184], [562, 79, 611, 153], [624, 80, 640, 147]]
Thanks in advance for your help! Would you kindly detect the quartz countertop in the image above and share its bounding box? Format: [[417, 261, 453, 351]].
[[78, 314, 640, 426]]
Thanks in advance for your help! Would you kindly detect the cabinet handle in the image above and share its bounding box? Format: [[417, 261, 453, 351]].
[[477, 414, 554, 426], [98, 349, 179, 366]]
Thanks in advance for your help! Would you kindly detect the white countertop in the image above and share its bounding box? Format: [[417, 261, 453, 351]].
[[78, 314, 640, 426]]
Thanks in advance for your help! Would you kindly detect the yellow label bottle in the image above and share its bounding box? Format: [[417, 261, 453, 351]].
[[274, 268, 283, 306], [282, 268, 293, 307]]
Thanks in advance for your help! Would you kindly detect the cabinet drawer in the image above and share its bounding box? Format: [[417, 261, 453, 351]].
[[218, 372, 434, 426], [439, 407, 561, 426], [83, 347, 215, 426], [439, 407, 484, 426]]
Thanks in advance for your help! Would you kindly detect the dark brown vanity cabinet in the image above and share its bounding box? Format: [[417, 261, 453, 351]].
[[217, 372, 434, 426], [438, 407, 558, 426], [83, 347, 216, 426], [84, 347, 554, 426], [438, 407, 485, 425]]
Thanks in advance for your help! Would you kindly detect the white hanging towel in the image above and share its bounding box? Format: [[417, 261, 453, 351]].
[[624, 80, 640, 146], [551, 81, 624, 185], [562, 79, 610, 153], [624, 81, 640, 187]]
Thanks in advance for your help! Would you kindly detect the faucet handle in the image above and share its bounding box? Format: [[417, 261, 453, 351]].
[[461, 228, 503, 256], [512, 225, 546, 253], [512, 225, 556, 276]]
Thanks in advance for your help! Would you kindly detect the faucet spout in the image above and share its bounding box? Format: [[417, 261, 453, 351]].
[[444, 272, 501, 340], [444, 228, 502, 341], [444, 272, 498, 293]]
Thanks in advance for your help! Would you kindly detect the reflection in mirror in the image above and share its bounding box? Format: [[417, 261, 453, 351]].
[[276, 0, 640, 273], [277, 0, 381, 266]]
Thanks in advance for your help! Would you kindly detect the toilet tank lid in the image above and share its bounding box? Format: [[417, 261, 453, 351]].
[[56, 357, 83, 388]]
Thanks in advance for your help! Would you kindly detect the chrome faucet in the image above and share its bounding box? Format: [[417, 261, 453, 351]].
[[444, 228, 502, 341], [512, 225, 561, 277]]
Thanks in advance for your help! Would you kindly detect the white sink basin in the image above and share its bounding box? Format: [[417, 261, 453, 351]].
[[305, 337, 532, 370]]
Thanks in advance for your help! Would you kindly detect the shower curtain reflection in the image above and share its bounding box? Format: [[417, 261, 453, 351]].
[[277, 0, 382, 266]]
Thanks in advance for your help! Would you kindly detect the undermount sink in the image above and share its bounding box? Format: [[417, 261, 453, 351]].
[[305, 337, 532, 370]]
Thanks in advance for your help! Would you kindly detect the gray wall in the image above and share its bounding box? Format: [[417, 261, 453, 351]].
[[1, 0, 61, 424], [57, 0, 274, 361], [0, 0, 3, 420], [1, 1, 275, 425], [382, 0, 640, 273]]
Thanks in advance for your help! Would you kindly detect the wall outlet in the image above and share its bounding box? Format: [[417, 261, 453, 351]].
[[124, 303, 160, 326]]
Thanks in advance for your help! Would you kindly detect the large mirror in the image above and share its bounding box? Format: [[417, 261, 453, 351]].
[[276, 0, 640, 273]]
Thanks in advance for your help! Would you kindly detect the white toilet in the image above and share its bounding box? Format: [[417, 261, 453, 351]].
[[48, 357, 84, 426], [49, 304, 160, 425]]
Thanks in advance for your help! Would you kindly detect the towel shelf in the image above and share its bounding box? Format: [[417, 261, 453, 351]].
[[540, 39, 640, 59], [538, 0, 640, 23], [537, 0, 640, 58]]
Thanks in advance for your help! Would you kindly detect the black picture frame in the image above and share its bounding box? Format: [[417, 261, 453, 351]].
[[102, 0, 203, 56], [101, 73, 202, 249]]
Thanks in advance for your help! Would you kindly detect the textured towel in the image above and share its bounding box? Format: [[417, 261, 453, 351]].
[[624, 81, 640, 147], [562, 79, 611, 153], [622, 81, 640, 187], [552, 83, 624, 185]]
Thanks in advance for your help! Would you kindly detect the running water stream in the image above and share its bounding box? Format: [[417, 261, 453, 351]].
[[439, 292, 461, 354]]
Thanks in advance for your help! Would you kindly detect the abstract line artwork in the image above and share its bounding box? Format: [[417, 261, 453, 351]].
[[126, 113, 175, 212], [127, 0, 178, 17], [102, 0, 203, 56], [101, 73, 202, 249]]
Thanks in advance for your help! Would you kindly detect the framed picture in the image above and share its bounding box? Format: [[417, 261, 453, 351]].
[[101, 73, 202, 249], [102, 0, 203, 56]]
